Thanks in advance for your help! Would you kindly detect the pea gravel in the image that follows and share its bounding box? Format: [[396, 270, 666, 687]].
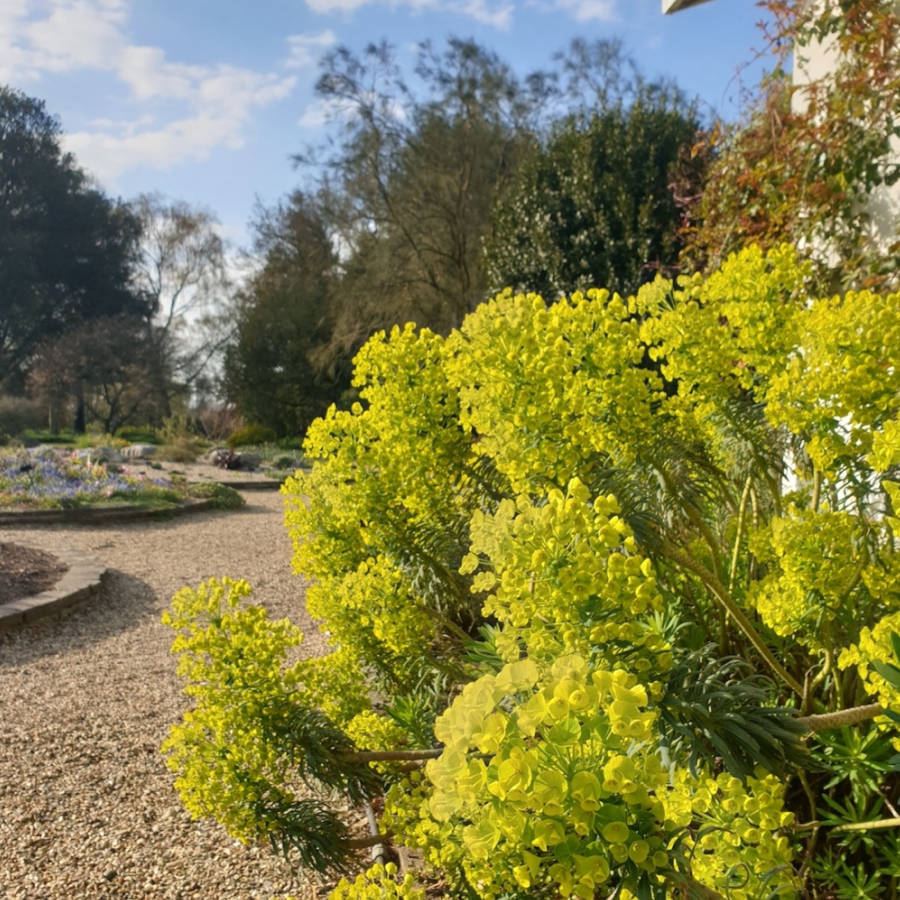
[[0, 487, 336, 900]]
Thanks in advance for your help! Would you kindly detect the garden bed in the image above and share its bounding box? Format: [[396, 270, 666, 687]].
[[0, 448, 246, 516], [0, 542, 67, 602]]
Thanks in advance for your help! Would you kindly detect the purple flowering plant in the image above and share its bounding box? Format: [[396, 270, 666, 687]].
[[0, 450, 178, 509]]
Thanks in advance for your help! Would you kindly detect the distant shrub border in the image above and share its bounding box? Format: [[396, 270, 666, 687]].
[[227, 424, 277, 448]]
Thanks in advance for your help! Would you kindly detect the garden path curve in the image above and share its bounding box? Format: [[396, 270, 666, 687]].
[[0, 490, 328, 900]]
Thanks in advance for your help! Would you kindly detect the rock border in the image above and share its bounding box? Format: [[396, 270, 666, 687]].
[[0, 546, 107, 633], [0, 498, 220, 527], [207, 479, 284, 491]]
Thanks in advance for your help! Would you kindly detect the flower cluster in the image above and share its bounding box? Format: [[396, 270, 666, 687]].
[[161, 578, 309, 844], [416, 654, 668, 899], [444, 287, 662, 494], [839, 610, 900, 746], [329, 863, 424, 900], [659, 770, 797, 900], [749, 508, 891, 653], [463, 477, 666, 673], [765, 286, 900, 475], [0, 449, 172, 508]]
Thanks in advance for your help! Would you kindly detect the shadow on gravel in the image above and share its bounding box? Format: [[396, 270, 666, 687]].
[[0, 570, 157, 665], [233, 500, 280, 517]]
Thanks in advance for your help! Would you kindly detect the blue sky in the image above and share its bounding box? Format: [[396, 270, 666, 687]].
[[2, 0, 776, 252]]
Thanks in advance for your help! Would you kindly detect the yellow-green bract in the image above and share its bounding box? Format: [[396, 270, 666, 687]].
[[167, 245, 900, 900]]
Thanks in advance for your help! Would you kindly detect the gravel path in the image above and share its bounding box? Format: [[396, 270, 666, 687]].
[[0, 490, 332, 900]]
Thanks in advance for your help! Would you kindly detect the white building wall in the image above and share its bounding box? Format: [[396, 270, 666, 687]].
[[665, 0, 900, 260], [791, 1, 900, 256]]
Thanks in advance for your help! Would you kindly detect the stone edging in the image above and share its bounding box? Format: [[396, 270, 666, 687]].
[[0, 547, 107, 633], [0, 498, 219, 527], [210, 479, 284, 491]]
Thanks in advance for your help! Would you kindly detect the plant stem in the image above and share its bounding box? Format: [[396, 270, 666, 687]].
[[340, 748, 443, 764], [833, 818, 900, 833], [794, 703, 884, 732], [345, 832, 394, 849], [796, 770, 820, 885], [728, 476, 753, 595], [811, 469, 822, 512], [660, 538, 804, 696], [364, 801, 388, 864], [668, 873, 728, 900]]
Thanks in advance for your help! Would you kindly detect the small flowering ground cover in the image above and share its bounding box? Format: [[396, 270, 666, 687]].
[[0, 448, 181, 510]]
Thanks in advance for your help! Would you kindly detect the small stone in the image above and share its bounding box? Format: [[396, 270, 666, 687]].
[[74, 446, 124, 464], [122, 443, 157, 459]]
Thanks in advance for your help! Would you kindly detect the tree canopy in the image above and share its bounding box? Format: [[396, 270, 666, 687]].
[[224, 192, 344, 436], [484, 90, 702, 299], [0, 85, 148, 389]]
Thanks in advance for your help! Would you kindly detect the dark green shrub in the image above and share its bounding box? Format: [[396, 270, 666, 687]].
[[115, 425, 160, 444], [0, 396, 45, 438], [19, 428, 76, 445], [187, 482, 245, 510], [227, 424, 276, 448], [276, 435, 305, 450], [157, 442, 201, 463]]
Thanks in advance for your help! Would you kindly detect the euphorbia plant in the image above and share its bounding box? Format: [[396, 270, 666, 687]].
[[164, 245, 900, 898]]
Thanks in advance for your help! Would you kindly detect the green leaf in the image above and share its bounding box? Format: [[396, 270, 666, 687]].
[[872, 660, 900, 689], [891, 630, 900, 665]]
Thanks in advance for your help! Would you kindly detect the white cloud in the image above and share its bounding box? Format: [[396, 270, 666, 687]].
[[298, 95, 355, 128], [116, 45, 205, 101], [303, 0, 515, 29], [456, 0, 513, 28], [24, 0, 125, 72], [0, 0, 298, 183], [64, 70, 296, 181], [285, 30, 336, 69], [552, 0, 616, 22], [305, 0, 372, 12]]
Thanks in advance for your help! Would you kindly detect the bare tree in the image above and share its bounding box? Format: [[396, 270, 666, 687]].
[[129, 194, 235, 414]]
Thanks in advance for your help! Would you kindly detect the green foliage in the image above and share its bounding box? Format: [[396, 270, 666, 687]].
[[276, 435, 305, 451], [656, 646, 807, 779], [485, 94, 702, 299], [17, 428, 76, 445], [0, 85, 149, 389], [169, 245, 900, 899], [683, 0, 900, 292], [162, 578, 380, 874], [114, 426, 160, 444], [185, 481, 245, 510], [224, 193, 347, 437], [227, 424, 277, 448]]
